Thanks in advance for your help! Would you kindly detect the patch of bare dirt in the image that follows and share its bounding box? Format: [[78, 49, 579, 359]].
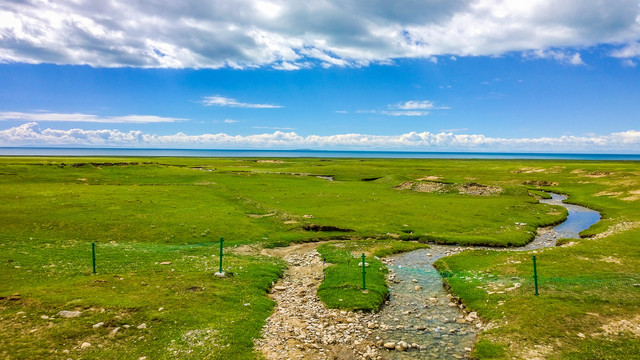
[[417, 175, 442, 181], [248, 213, 276, 218], [457, 183, 503, 196], [395, 181, 446, 193], [582, 171, 614, 178], [256, 244, 380, 360], [257, 160, 285, 163], [594, 191, 623, 197], [523, 180, 559, 187], [599, 256, 622, 264], [512, 167, 547, 174], [593, 221, 640, 239], [599, 316, 640, 337]]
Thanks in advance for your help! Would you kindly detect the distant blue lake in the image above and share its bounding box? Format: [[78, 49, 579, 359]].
[[1, 147, 639, 160]]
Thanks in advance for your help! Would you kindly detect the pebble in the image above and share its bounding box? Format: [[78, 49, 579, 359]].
[[384, 342, 396, 349], [137, 323, 147, 329], [80, 342, 91, 350], [92, 322, 104, 328], [159, 261, 171, 265]]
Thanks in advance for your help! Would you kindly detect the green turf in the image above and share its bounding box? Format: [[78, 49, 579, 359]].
[[1, 156, 639, 359]]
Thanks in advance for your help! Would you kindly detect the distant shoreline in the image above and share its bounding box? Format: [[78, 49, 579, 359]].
[[1, 147, 639, 160]]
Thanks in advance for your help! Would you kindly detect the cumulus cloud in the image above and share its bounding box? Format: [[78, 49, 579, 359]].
[[1, 0, 639, 69], [2, 123, 639, 153], [0, 111, 186, 123], [201, 96, 283, 108]]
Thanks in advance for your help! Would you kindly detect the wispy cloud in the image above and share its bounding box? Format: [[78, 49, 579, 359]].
[[441, 128, 469, 133], [356, 100, 449, 116], [2, 123, 639, 152], [201, 96, 282, 108], [0, 111, 186, 123], [224, 119, 240, 124]]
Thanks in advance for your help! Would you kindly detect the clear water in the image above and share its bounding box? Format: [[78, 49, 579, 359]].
[[373, 193, 600, 359]]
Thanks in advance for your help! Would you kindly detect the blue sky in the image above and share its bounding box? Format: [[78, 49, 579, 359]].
[[1, 1, 640, 152]]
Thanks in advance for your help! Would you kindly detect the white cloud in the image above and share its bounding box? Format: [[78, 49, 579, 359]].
[[611, 42, 640, 58], [358, 100, 449, 116], [1, 1, 639, 69], [2, 123, 639, 152], [201, 96, 283, 108], [525, 49, 585, 65], [0, 111, 186, 123], [224, 119, 239, 124]]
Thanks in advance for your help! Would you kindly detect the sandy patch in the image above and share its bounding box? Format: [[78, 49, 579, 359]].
[[395, 181, 446, 193], [257, 160, 285, 163], [523, 180, 558, 187], [600, 316, 640, 338], [621, 195, 640, 201], [594, 191, 623, 197], [417, 175, 442, 181], [582, 171, 614, 178], [593, 221, 640, 239], [599, 256, 622, 264], [512, 167, 547, 174], [247, 213, 276, 218], [457, 183, 503, 196], [515, 344, 554, 360]]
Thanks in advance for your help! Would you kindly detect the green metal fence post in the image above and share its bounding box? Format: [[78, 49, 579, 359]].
[[362, 253, 366, 291], [219, 237, 224, 274], [91, 242, 96, 274], [532, 254, 539, 296]]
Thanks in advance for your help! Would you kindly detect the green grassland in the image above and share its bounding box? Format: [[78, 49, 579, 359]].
[[1, 156, 639, 359]]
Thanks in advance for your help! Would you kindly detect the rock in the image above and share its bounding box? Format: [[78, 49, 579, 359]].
[[414, 285, 422, 290], [80, 342, 91, 349], [577, 332, 586, 339], [383, 342, 396, 349], [426, 253, 432, 256], [396, 341, 409, 351], [367, 322, 378, 329], [110, 327, 120, 337], [92, 322, 104, 328], [448, 302, 458, 307], [214, 272, 225, 278], [58, 310, 82, 318], [160, 261, 171, 265], [411, 279, 418, 283], [40, 315, 49, 320], [273, 286, 286, 291], [455, 318, 466, 324], [137, 323, 147, 329], [465, 347, 473, 352]]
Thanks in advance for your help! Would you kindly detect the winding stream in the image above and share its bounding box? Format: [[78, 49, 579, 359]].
[[372, 193, 601, 359]]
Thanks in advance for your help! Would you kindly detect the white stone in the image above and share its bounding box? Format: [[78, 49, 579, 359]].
[[92, 322, 104, 328], [137, 323, 147, 329], [58, 310, 82, 318], [80, 342, 91, 349]]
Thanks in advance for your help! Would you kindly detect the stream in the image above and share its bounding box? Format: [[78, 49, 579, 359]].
[[372, 193, 601, 359]]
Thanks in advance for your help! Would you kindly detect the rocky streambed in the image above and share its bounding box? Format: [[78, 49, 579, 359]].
[[257, 193, 601, 359]]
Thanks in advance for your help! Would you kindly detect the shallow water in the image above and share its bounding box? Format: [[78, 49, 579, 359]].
[[373, 193, 600, 359]]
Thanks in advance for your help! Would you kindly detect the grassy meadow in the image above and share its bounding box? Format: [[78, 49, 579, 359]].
[[1, 156, 639, 359]]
